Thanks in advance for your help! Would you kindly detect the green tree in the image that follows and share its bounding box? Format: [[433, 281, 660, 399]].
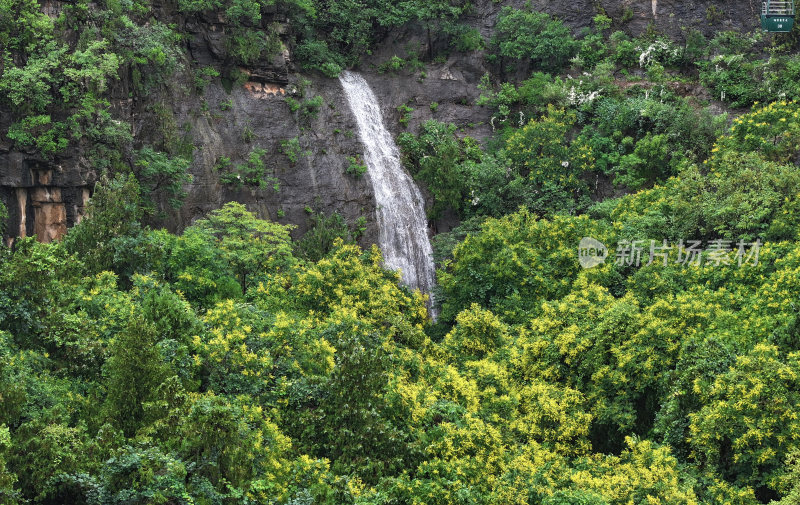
[[295, 211, 355, 261], [438, 210, 610, 323], [0, 238, 74, 345], [289, 315, 417, 483], [0, 425, 19, 505], [10, 419, 92, 502], [159, 227, 242, 309], [398, 120, 482, 217], [104, 314, 171, 436], [689, 343, 800, 494], [493, 6, 577, 72], [134, 147, 192, 210], [91, 445, 193, 504], [62, 174, 147, 279], [401, 0, 472, 60], [141, 389, 295, 500], [517, 281, 700, 452], [190, 202, 295, 294]]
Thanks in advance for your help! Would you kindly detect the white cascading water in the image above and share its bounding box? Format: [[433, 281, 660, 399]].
[[339, 71, 438, 319]]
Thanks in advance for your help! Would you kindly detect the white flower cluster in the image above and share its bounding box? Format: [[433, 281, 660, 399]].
[[567, 85, 602, 105], [638, 40, 678, 67]]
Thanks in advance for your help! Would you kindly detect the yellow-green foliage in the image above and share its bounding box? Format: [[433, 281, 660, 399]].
[[517, 282, 669, 437], [193, 300, 275, 394], [0, 425, 18, 505], [717, 100, 800, 163], [442, 304, 510, 361], [774, 451, 800, 505], [505, 106, 594, 189], [510, 381, 592, 456], [569, 437, 699, 505], [689, 344, 800, 494], [262, 240, 428, 331], [439, 210, 612, 323]]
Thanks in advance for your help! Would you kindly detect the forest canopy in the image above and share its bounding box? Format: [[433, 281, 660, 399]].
[[4, 0, 800, 503], [3, 99, 800, 502]]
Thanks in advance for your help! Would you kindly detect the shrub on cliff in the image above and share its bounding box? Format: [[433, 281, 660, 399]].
[[492, 6, 577, 73]]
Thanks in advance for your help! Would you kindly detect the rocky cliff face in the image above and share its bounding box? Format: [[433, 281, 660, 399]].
[[145, 71, 382, 245], [0, 0, 756, 244], [0, 151, 92, 245], [526, 0, 757, 36]]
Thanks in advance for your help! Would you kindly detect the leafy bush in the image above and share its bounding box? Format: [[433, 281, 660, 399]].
[[477, 78, 520, 121], [699, 55, 767, 106], [397, 103, 413, 127], [193, 65, 219, 94], [398, 120, 481, 217], [578, 93, 723, 187], [378, 55, 407, 73], [345, 156, 367, 177], [293, 39, 345, 78], [295, 212, 355, 261], [134, 147, 193, 209], [614, 133, 672, 189], [280, 137, 307, 164], [217, 148, 278, 190], [577, 14, 612, 69], [444, 23, 485, 52], [493, 6, 577, 72], [716, 99, 800, 163], [5, 115, 68, 159], [301, 95, 324, 118], [226, 27, 281, 65], [502, 106, 593, 214], [477, 72, 568, 122], [609, 30, 638, 68]]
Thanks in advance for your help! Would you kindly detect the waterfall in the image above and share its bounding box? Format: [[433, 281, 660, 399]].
[[15, 188, 27, 238], [339, 71, 438, 319]]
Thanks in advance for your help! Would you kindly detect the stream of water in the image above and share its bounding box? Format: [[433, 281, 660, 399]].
[[339, 71, 438, 319]]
